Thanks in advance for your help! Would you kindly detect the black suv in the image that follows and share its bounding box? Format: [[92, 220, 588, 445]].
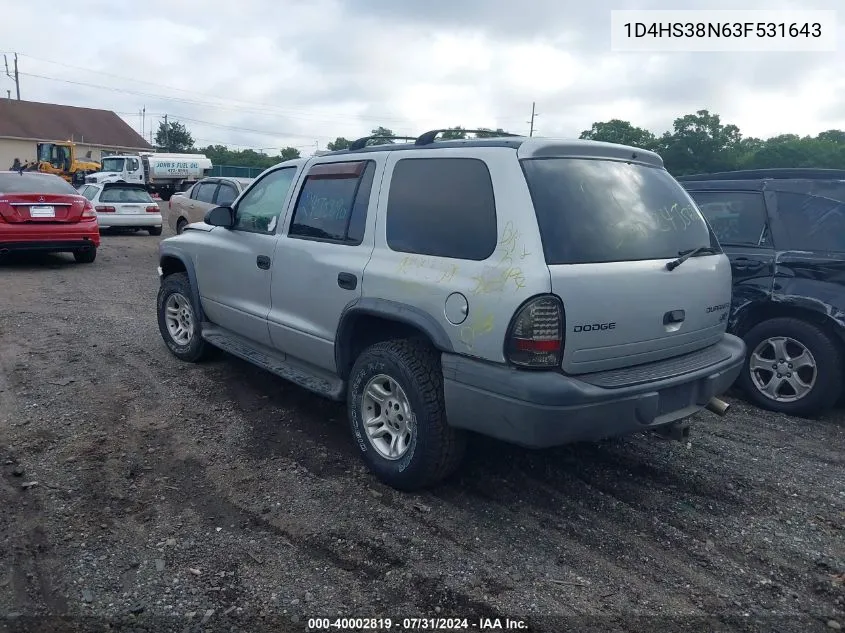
[[679, 168, 845, 417]]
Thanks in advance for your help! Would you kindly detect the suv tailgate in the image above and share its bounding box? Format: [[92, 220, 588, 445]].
[[521, 156, 731, 375]]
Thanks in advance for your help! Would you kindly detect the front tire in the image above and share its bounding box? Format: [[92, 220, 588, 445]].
[[156, 273, 211, 362], [348, 339, 466, 491], [738, 317, 843, 417], [73, 248, 96, 263]]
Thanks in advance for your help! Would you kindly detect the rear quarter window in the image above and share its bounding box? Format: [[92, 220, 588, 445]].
[[521, 158, 718, 265], [775, 192, 845, 252], [386, 158, 497, 260]]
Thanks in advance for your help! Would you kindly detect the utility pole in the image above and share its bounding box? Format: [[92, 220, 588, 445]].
[[4, 53, 20, 100], [141, 106, 146, 139], [528, 102, 538, 137], [163, 114, 168, 150]]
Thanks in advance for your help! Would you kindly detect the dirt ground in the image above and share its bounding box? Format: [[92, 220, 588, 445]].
[[0, 221, 843, 633]]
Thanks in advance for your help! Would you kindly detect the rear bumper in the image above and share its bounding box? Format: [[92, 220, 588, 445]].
[[97, 213, 162, 228], [0, 221, 101, 252], [441, 333, 746, 448]]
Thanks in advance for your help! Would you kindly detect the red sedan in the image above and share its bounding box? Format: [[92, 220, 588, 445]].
[[0, 170, 100, 263]]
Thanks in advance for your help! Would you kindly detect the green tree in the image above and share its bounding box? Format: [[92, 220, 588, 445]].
[[327, 137, 351, 151], [473, 127, 508, 138], [579, 119, 657, 150], [657, 109, 743, 175], [278, 147, 301, 161], [369, 126, 397, 143], [155, 120, 194, 152], [441, 126, 468, 140]]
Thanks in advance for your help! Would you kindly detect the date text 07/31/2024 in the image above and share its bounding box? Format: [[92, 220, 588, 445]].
[[307, 617, 529, 630]]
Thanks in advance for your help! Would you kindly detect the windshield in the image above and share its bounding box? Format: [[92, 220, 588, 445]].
[[100, 187, 154, 203], [101, 158, 125, 172], [0, 172, 78, 194], [521, 158, 719, 265]]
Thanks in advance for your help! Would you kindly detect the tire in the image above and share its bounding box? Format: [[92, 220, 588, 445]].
[[738, 317, 843, 417], [176, 218, 188, 235], [73, 248, 96, 264], [148, 226, 163, 236], [156, 272, 211, 362], [348, 339, 466, 491]]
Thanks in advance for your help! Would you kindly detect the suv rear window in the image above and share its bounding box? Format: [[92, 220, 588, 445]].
[[0, 172, 78, 194], [522, 158, 718, 265], [100, 187, 154, 203]]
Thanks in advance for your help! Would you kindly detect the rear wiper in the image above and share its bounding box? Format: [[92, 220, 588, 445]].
[[666, 246, 719, 271]]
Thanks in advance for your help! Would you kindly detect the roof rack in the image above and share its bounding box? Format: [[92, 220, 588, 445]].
[[677, 168, 845, 182], [415, 129, 521, 146], [347, 135, 417, 151]]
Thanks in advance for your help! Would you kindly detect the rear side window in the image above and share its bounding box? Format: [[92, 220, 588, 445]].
[[776, 192, 845, 252], [522, 158, 718, 265], [193, 182, 217, 203], [81, 186, 99, 201], [386, 158, 497, 260], [0, 172, 77, 194], [288, 160, 375, 244], [215, 183, 238, 206], [100, 187, 154, 203], [688, 191, 768, 246]]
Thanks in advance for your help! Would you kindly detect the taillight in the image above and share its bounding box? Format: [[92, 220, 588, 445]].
[[505, 295, 564, 368], [81, 200, 97, 219], [95, 205, 115, 213], [146, 205, 159, 213]]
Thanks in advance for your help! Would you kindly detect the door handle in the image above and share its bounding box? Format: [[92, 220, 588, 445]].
[[337, 272, 357, 290], [256, 255, 271, 270], [663, 309, 685, 325]]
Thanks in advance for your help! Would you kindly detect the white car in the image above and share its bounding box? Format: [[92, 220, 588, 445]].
[[77, 182, 162, 235]]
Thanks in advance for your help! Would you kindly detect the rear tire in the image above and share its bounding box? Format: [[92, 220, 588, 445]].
[[347, 339, 466, 491], [156, 272, 211, 362], [73, 248, 96, 264], [738, 317, 843, 417], [148, 226, 162, 236], [176, 218, 188, 235]]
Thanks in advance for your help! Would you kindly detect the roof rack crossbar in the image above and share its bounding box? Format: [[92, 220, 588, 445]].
[[347, 135, 417, 151], [415, 129, 520, 146]]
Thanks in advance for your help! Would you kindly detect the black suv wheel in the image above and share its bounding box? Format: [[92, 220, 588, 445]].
[[738, 317, 843, 417]]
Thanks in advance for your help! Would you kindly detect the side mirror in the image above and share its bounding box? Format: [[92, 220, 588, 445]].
[[204, 205, 234, 228]]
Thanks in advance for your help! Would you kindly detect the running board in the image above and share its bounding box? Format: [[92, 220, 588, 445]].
[[200, 324, 346, 401]]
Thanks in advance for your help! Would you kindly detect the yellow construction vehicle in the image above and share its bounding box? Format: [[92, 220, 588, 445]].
[[28, 141, 101, 186]]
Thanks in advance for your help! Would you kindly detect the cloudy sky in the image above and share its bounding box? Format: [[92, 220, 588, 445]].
[[1, 0, 842, 154]]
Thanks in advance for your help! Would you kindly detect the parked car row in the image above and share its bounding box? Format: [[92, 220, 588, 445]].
[[0, 171, 162, 263], [166, 176, 254, 234]]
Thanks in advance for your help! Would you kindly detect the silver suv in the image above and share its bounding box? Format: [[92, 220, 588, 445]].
[[155, 129, 745, 490]]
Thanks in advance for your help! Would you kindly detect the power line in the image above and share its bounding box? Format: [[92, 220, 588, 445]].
[[17, 53, 529, 128], [18, 53, 418, 124]]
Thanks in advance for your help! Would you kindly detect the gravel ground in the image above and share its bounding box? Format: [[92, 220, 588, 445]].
[[0, 222, 843, 633]]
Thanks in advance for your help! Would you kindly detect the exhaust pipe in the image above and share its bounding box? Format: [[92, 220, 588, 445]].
[[0, 248, 9, 255], [705, 396, 730, 416]]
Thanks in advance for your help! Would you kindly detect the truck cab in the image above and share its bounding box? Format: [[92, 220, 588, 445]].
[[88, 155, 146, 185]]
